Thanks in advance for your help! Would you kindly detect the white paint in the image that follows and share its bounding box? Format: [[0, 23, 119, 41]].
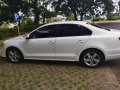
[[2, 21, 120, 62]]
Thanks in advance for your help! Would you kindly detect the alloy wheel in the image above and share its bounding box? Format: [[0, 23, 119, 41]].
[[84, 52, 100, 67], [8, 50, 21, 63]]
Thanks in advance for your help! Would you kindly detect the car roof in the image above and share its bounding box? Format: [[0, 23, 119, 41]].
[[34, 21, 107, 35], [43, 21, 87, 26], [40, 21, 97, 31]]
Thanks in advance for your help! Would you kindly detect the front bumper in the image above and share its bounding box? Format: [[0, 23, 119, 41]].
[[1, 47, 6, 57]]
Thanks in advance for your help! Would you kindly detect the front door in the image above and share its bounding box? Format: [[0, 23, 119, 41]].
[[23, 25, 58, 60]]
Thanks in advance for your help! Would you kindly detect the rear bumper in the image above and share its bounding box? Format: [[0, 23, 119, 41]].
[[106, 54, 120, 61]]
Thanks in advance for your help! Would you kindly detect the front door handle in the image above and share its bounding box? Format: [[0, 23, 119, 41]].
[[48, 41, 54, 44], [77, 40, 84, 43]]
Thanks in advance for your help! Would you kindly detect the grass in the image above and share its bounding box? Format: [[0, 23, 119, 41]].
[[0, 58, 118, 90]]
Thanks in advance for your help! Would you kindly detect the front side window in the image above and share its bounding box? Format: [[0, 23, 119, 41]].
[[58, 24, 82, 37], [30, 25, 57, 39]]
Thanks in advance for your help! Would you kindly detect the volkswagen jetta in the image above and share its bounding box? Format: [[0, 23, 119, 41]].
[[1, 21, 120, 67]]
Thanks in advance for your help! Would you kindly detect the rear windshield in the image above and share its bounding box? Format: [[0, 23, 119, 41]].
[[87, 22, 110, 31]]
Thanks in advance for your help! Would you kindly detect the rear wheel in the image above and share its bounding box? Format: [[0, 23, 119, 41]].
[[80, 49, 104, 67], [6, 48, 23, 63]]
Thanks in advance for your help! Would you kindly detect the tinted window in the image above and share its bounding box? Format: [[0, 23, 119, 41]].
[[81, 26, 92, 36], [30, 25, 57, 38], [58, 24, 82, 37]]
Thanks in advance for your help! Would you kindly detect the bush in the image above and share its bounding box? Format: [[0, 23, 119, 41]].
[[107, 13, 119, 20], [66, 13, 74, 21], [93, 18, 105, 21], [0, 27, 18, 39], [21, 24, 40, 32], [1, 21, 9, 28], [47, 17, 61, 23], [0, 24, 40, 40], [25, 18, 33, 25], [21, 18, 34, 26]]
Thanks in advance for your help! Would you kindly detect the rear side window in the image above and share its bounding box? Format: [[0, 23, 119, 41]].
[[81, 26, 92, 36], [58, 24, 82, 37]]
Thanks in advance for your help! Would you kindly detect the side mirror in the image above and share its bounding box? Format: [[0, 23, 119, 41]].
[[25, 34, 30, 39]]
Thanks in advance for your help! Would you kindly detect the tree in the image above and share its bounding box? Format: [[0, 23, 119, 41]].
[[0, 0, 23, 22], [52, 0, 114, 21], [118, 1, 120, 18], [102, 0, 114, 19], [0, 0, 54, 24], [66, 13, 74, 21], [20, 0, 42, 24], [22, 0, 53, 24]]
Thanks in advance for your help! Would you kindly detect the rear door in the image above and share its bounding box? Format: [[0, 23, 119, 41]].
[[55, 24, 92, 61]]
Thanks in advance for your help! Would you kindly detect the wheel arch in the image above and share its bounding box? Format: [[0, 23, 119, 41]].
[[6, 46, 24, 58], [79, 48, 105, 61]]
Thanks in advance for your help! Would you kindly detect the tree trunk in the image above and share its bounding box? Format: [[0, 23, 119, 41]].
[[80, 14, 84, 21], [73, 12, 78, 20], [34, 13, 39, 24], [34, 8, 40, 24], [43, 17, 45, 24], [42, 9, 45, 24], [107, 12, 110, 20]]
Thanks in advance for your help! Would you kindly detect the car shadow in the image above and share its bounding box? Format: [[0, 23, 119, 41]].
[[24, 59, 81, 67], [23, 59, 115, 68], [107, 59, 120, 78], [0, 57, 111, 68]]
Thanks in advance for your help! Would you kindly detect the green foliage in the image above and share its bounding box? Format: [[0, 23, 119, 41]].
[[93, 18, 105, 21], [66, 13, 74, 21], [47, 17, 61, 23], [102, 0, 114, 12], [44, 10, 57, 19], [0, 0, 53, 24], [1, 22, 9, 28], [22, 0, 53, 24], [26, 18, 33, 25], [52, 0, 114, 21], [0, 24, 40, 39], [21, 18, 33, 26], [0, 0, 23, 21], [0, 27, 18, 39], [21, 24, 40, 32], [107, 13, 119, 20]]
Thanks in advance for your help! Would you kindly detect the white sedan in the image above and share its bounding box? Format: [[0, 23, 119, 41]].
[[1, 21, 120, 67]]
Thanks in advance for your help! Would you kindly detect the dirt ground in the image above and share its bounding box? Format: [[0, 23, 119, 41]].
[[0, 58, 120, 90]]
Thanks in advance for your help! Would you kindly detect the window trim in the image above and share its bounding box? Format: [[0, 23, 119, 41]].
[[81, 26, 92, 36], [56, 24, 83, 37], [29, 24, 58, 39]]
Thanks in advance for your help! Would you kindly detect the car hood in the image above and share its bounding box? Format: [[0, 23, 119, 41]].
[[4, 35, 26, 43]]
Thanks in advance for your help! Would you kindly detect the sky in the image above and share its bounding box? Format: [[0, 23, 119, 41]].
[[113, 0, 119, 2]]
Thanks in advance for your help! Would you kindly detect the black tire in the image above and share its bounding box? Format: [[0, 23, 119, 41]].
[[80, 49, 104, 67], [6, 48, 23, 63]]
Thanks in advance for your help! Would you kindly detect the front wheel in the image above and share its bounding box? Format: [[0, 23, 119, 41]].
[[80, 49, 104, 67], [6, 48, 23, 63]]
